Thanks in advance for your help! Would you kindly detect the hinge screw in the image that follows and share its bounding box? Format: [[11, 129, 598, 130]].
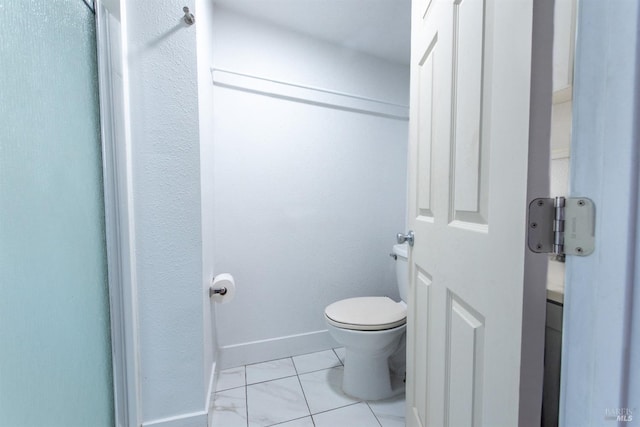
[[536, 244, 543, 250], [578, 200, 585, 206], [576, 247, 584, 254], [531, 222, 538, 229], [537, 200, 544, 207]]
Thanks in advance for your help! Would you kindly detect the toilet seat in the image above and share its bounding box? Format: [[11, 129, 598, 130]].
[[325, 297, 407, 331]]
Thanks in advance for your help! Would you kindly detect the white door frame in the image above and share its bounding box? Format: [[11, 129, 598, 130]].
[[95, 1, 141, 426], [560, 0, 640, 425]]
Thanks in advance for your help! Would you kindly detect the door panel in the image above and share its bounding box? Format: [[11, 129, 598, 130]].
[[416, 35, 437, 220], [447, 294, 484, 427], [451, 0, 485, 222], [412, 268, 432, 423], [407, 0, 552, 426]]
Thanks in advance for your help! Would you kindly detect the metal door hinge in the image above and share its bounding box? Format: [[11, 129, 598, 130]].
[[528, 197, 595, 257]]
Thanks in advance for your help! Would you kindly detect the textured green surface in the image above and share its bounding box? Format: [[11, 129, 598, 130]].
[[0, 1, 114, 425]]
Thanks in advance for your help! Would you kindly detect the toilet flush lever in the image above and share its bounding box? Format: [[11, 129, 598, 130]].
[[396, 231, 414, 247]]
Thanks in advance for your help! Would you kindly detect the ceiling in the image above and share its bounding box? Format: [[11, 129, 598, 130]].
[[212, 0, 411, 65]]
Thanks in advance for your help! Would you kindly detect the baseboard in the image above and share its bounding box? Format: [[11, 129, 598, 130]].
[[143, 361, 217, 427], [142, 410, 207, 427], [206, 361, 217, 426], [219, 329, 338, 369]]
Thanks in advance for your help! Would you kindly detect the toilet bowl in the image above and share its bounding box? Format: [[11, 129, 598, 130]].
[[324, 244, 408, 401]]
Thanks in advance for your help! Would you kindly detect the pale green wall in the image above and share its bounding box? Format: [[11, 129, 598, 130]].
[[0, 1, 113, 425]]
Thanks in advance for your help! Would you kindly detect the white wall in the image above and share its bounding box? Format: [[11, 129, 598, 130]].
[[120, 1, 213, 425], [212, 8, 409, 105], [209, 8, 410, 368]]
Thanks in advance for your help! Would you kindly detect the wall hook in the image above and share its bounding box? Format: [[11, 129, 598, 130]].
[[183, 6, 195, 25]]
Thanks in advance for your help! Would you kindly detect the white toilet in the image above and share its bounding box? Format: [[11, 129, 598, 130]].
[[324, 243, 408, 400]]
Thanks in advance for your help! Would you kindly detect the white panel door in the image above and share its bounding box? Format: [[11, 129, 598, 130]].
[[406, 0, 552, 426]]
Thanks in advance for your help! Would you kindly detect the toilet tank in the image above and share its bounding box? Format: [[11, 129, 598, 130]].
[[392, 243, 409, 302]]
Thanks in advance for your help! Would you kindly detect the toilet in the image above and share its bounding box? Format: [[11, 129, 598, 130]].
[[324, 243, 408, 401]]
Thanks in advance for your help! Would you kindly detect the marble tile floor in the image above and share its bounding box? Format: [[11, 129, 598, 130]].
[[211, 348, 405, 427]]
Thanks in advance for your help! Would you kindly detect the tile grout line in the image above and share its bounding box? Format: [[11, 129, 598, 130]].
[[294, 354, 354, 425], [332, 348, 345, 366], [291, 358, 316, 426], [246, 373, 299, 387], [293, 364, 343, 377], [365, 401, 384, 427], [265, 414, 315, 427], [245, 356, 297, 386], [245, 356, 293, 368], [308, 400, 363, 417], [244, 365, 249, 427], [311, 399, 388, 427]]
